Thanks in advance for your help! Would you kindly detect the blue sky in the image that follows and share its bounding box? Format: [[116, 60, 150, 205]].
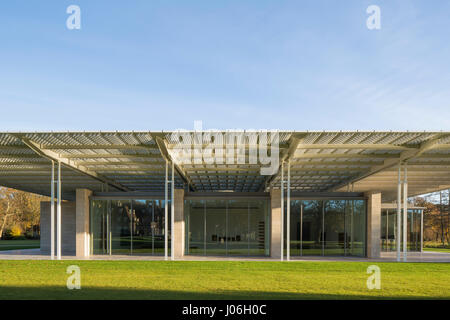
[[0, 1, 449, 131]]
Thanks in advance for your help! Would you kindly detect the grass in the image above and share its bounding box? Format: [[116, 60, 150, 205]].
[[424, 247, 450, 253], [0, 260, 449, 300], [423, 241, 450, 253], [0, 240, 40, 251]]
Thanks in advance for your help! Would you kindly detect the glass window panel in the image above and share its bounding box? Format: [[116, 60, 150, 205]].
[[350, 200, 366, 257], [381, 210, 387, 251], [248, 200, 268, 256], [286, 200, 301, 256], [380, 208, 424, 253], [90, 198, 169, 256], [110, 200, 132, 255], [416, 210, 422, 251], [132, 200, 153, 255], [302, 200, 323, 256], [228, 200, 248, 256], [90, 200, 107, 255], [185, 198, 270, 257], [387, 210, 396, 251], [407, 209, 421, 252], [205, 200, 227, 256], [153, 200, 168, 255], [186, 200, 205, 255], [324, 200, 346, 256]]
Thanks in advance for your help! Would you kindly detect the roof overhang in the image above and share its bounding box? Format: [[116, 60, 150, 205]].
[[0, 131, 448, 201]]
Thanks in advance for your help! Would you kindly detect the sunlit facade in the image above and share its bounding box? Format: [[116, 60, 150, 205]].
[[87, 194, 370, 258], [0, 131, 446, 260]]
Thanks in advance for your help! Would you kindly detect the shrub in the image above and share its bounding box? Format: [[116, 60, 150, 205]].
[[10, 226, 22, 237], [424, 241, 450, 249], [2, 229, 14, 240]]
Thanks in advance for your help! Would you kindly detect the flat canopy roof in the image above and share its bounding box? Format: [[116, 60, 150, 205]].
[[0, 131, 449, 201]]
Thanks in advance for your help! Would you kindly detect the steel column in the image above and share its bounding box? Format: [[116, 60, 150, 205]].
[[351, 184, 354, 255], [164, 161, 168, 260], [280, 161, 284, 261], [397, 165, 402, 262], [50, 160, 55, 260], [403, 165, 408, 262], [171, 161, 175, 260], [287, 160, 291, 261], [57, 161, 61, 260], [420, 208, 424, 253]]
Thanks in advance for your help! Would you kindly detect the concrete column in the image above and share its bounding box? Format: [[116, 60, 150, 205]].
[[76, 188, 92, 258], [270, 189, 282, 259], [365, 191, 381, 258], [173, 189, 185, 259]]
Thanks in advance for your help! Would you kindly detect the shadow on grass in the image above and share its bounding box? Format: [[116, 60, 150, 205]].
[[0, 285, 444, 300]]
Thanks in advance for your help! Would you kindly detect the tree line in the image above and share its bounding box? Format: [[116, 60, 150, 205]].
[[0, 187, 46, 239]]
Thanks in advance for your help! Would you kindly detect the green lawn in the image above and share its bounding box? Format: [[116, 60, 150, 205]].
[[424, 247, 450, 253], [0, 240, 40, 251], [0, 260, 449, 299]]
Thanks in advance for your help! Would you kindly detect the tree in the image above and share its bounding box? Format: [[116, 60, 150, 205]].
[[0, 187, 46, 239], [0, 189, 15, 239], [414, 190, 450, 247]]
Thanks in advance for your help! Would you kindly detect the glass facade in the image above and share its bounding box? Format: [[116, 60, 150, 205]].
[[286, 199, 366, 257], [185, 199, 270, 256], [90, 195, 368, 258], [90, 199, 170, 256], [381, 208, 423, 252]]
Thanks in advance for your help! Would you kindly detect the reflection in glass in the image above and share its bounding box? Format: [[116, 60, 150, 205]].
[[205, 200, 227, 255], [288, 199, 366, 257], [90, 200, 107, 255], [110, 200, 132, 255], [249, 200, 268, 256], [288, 200, 301, 256], [153, 200, 169, 255], [324, 200, 346, 256], [90, 199, 170, 256], [302, 201, 323, 255], [185, 200, 205, 255], [380, 208, 422, 252], [184, 199, 270, 256], [351, 200, 366, 256], [228, 200, 248, 255]]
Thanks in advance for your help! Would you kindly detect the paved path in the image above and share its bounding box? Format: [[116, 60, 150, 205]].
[[1, 249, 449, 262]]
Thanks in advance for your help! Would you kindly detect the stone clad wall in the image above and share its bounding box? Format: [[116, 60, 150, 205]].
[[366, 192, 381, 258], [270, 189, 281, 259], [40, 201, 76, 255]]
